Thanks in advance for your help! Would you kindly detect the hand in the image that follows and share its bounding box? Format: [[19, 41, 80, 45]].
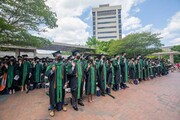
[[63, 84, 68, 89], [5, 64, 8, 68], [88, 63, 90, 68], [72, 62, 75, 67], [29, 73, 32, 78], [52, 65, 56, 72], [45, 76, 48, 79]]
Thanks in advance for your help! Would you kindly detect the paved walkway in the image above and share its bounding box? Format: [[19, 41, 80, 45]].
[[0, 72, 180, 120]]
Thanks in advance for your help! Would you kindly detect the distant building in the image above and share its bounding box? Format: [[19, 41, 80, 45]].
[[92, 4, 122, 41]]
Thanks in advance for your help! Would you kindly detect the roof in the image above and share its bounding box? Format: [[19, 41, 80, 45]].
[[39, 42, 95, 52], [0, 45, 36, 50], [152, 51, 180, 55]]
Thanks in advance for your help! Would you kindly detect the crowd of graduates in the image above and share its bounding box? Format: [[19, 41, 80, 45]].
[[0, 50, 171, 117]]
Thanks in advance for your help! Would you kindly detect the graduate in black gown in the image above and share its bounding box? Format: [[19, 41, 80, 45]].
[[120, 52, 129, 89], [85, 56, 96, 103], [112, 54, 121, 91], [17, 56, 23, 87], [46, 50, 68, 117], [69, 50, 84, 111], [34, 57, 43, 88], [21, 55, 32, 93], [97, 54, 107, 96], [128, 58, 136, 84]]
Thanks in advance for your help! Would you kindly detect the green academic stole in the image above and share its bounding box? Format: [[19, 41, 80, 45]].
[[35, 64, 40, 83], [22, 61, 28, 86], [111, 66, 115, 85], [7, 64, 14, 88], [76, 60, 82, 99], [90, 66, 95, 94], [103, 62, 107, 89], [138, 63, 141, 78], [125, 61, 128, 82], [56, 62, 63, 102]]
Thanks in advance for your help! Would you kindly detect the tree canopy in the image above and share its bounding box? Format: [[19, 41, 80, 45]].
[[171, 45, 180, 63], [0, 0, 58, 48], [87, 32, 163, 58], [86, 37, 114, 54]]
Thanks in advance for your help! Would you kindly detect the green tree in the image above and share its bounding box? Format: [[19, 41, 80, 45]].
[[86, 37, 114, 54], [0, 0, 57, 48], [108, 32, 163, 58], [86, 37, 100, 48], [171, 45, 180, 63]]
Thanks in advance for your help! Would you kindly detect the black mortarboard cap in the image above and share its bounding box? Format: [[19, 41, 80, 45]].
[[121, 52, 126, 55], [67, 56, 72, 60], [45, 57, 49, 61], [22, 54, 28, 58], [10, 56, 15, 60], [34, 56, 39, 61], [3, 56, 9, 60], [18, 56, 22, 59], [72, 50, 79, 56], [52, 50, 62, 57]]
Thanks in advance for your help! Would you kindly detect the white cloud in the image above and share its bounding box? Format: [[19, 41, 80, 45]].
[[123, 16, 141, 31], [40, 0, 146, 44], [170, 38, 180, 45], [124, 11, 180, 46], [158, 11, 180, 45], [133, 8, 141, 13]]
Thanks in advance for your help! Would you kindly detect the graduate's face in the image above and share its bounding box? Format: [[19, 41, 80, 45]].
[[56, 54, 63, 62], [116, 55, 120, 60], [76, 53, 80, 59]]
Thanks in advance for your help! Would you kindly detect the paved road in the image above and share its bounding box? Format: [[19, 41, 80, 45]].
[[0, 72, 180, 120]]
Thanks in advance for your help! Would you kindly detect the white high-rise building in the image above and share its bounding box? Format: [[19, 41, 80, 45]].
[[92, 4, 122, 41]]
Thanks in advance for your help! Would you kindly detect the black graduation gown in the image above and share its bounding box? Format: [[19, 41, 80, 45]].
[[113, 60, 121, 85], [85, 65, 96, 95], [17, 62, 23, 86], [98, 60, 106, 92], [106, 64, 112, 85], [47, 63, 67, 105]]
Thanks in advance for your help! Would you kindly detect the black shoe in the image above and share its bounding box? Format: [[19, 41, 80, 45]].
[[73, 106, 78, 111], [26, 90, 29, 94], [101, 93, 105, 96], [112, 87, 117, 91], [78, 102, 84, 106], [120, 85, 125, 89]]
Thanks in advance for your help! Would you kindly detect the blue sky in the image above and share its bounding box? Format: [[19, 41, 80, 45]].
[[136, 0, 180, 29], [44, 0, 180, 46]]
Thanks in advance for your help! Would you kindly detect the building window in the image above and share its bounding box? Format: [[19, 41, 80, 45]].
[[118, 15, 121, 19], [118, 19, 121, 23], [97, 10, 116, 16], [97, 21, 116, 24], [118, 9, 121, 14], [98, 36, 117, 39], [92, 12, 95, 16], [93, 31, 96, 35], [93, 17, 96, 21], [98, 26, 116, 29], [98, 16, 116, 20], [119, 24, 121, 28], [93, 26, 96, 30], [93, 22, 95, 26], [98, 31, 117, 34]]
